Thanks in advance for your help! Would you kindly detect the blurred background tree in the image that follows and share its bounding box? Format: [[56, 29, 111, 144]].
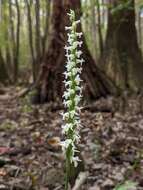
[[0, 0, 142, 102], [100, 0, 143, 91]]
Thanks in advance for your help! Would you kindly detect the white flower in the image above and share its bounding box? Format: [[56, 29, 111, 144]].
[[65, 26, 72, 30], [77, 58, 84, 65], [68, 38, 74, 44], [72, 156, 81, 167], [60, 139, 73, 150], [72, 41, 83, 49], [71, 67, 82, 75], [61, 112, 70, 120], [68, 54, 75, 59], [73, 131, 81, 142], [66, 61, 75, 70], [69, 88, 75, 94], [64, 46, 71, 51], [77, 32, 83, 38], [77, 41, 83, 47], [75, 74, 82, 85], [67, 33, 75, 39], [63, 80, 72, 87], [74, 20, 81, 25], [67, 12, 74, 17], [75, 86, 82, 93], [76, 50, 82, 58], [72, 41, 78, 49], [63, 91, 70, 99], [70, 110, 78, 118], [62, 123, 73, 133], [72, 20, 80, 28], [74, 95, 81, 105], [63, 100, 72, 107], [63, 71, 71, 79]]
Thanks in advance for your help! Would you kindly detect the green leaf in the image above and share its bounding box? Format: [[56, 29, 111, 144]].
[[114, 181, 137, 190]]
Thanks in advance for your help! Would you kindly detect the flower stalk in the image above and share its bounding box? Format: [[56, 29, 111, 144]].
[[61, 10, 84, 190]]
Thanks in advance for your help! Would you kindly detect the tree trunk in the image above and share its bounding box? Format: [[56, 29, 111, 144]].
[[90, 0, 98, 59], [138, 8, 142, 49], [9, 0, 16, 81], [14, 0, 20, 83], [35, 0, 41, 76], [96, 0, 104, 55], [9, 0, 20, 83], [100, 0, 143, 92], [41, 0, 50, 58], [25, 0, 36, 81], [0, 49, 9, 84], [34, 0, 117, 104]]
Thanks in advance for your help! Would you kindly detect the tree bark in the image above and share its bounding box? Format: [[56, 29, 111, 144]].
[[100, 0, 143, 92], [14, 0, 20, 83], [138, 8, 142, 49], [25, 0, 36, 81], [34, 0, 117, 104], [90, 0, 98, 59], [0, 49, 9, 84], [9, 0, 20, 83], [35, 0, 41, 76], [96, 0, 104, 55], [41, 0, 50, 58], [9, 0, 15, 81]]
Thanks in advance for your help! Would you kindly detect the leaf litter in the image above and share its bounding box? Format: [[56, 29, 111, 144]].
[[0, 88, 143, 189]]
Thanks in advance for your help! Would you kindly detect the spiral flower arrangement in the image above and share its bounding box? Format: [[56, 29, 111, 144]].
[[60, 9, 84, 189]]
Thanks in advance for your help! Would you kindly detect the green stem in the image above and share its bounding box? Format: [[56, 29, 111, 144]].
[[65, 147, 72, 190], [65, 157, 69, 190]]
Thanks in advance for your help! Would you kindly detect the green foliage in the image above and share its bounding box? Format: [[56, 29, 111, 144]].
[[110, 0, 133, 15], [21, 96, 33, 113], [114, 181, 137, 190], [21, 103, 32, 113], [137, 0, 143, 9], [0, 1, 9, 50], [0, 120, 17, 131]]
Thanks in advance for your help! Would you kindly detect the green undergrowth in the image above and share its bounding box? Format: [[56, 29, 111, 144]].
[[114, 180, 137, 190]]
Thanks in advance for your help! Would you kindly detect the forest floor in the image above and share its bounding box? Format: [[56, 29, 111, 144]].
[[0, 86, 143, 190]]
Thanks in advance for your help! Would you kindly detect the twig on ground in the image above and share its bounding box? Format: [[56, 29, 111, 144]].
[[72, 172, 89, 190]]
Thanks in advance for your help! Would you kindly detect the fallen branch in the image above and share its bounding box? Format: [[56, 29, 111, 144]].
[[72, 172, 89, 190], [16, 84, 35, 98], [0, 94, 11, 101]]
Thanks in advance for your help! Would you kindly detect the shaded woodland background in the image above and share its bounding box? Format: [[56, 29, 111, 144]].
[[0, 0, 143, 100]]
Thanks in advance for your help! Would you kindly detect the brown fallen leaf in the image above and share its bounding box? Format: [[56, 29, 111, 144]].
[[47, 137, 61, 148], [0, 168, 7, 176], [0, 147, 11, 155]]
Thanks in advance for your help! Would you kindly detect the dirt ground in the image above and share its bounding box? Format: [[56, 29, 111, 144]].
[[0, 87, 143, 190]]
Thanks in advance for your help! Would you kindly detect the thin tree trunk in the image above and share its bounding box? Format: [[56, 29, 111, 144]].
[[138, 8, 142, 49], [14, 0, 20, 83], [35, 0, 41, 75], [41, 0, 50, 59], [0, 49, 9, 84], [9, 0, 15, 70], [1, 1, 12, 82], [96, 0, 104, 54], [0, 0, 2, 22], [25, 0, 36, 81], [91, 0, 98, 59], [9, 0, 20, 83]]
